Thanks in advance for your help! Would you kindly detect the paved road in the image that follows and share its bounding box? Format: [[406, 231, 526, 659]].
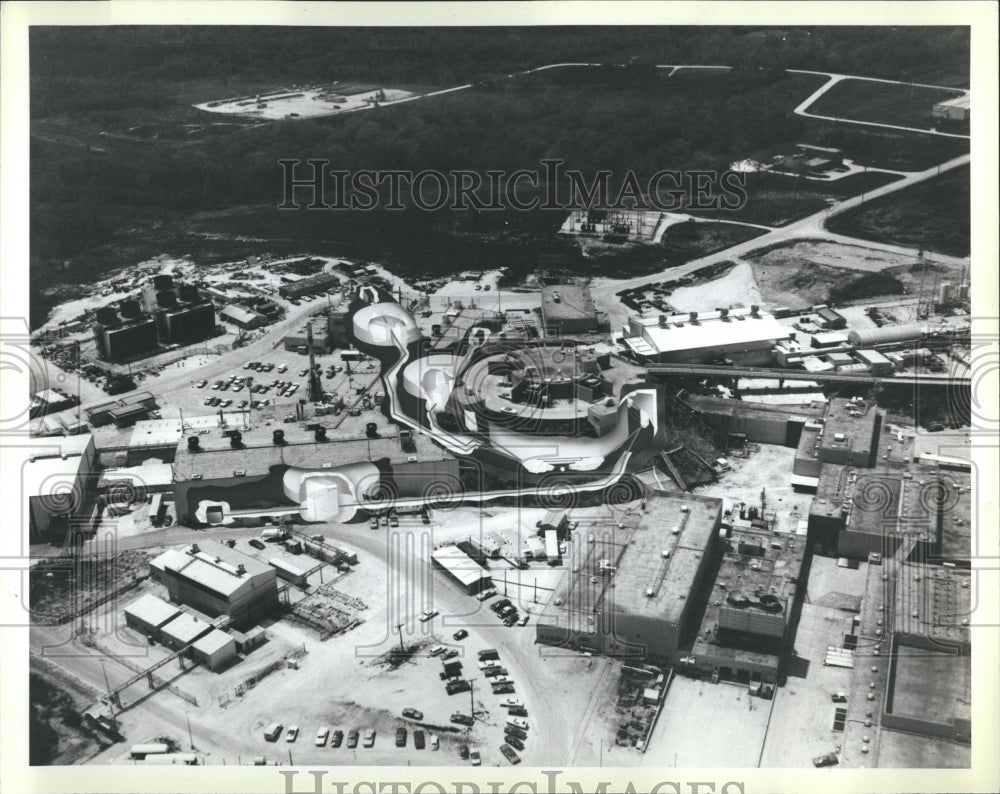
[[592, 152, 970, 300], [789, 69, 970, 139]]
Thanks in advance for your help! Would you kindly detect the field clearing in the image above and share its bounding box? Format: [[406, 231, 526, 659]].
[[826, 165, 970, 257], [747, 240, 965, 308], [807, 79, 965, 130]]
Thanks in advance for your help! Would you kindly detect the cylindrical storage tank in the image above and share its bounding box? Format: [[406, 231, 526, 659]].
[[156, 290, 178, 309], [178, 284, 200, 303], [152, 274, 174, 291], [119, 299, 142, 319], [848, 323, 927, 347], [96, 306, 119, 326]]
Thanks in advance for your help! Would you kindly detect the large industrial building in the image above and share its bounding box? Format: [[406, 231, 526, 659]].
[[85, 391, 157, 428], [92, 302, 159, 362], [278, 271, 342, 300], [622, 306, 792, 365], [932, 94, 970, 122], [150, 540, 278, 628], [171, 420, 458, 525], [539, 283, 605, 336], [92, 277, 218, 362], [690, 523, 807, 689], [536, 493, 722, 663], [25, 433, 99, 542]]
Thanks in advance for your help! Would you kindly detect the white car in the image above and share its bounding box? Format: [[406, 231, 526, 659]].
[[285, 725, 299, 743], [429, 734, 439, 751], [315, 726, 329, 747], [506, 717, 529, 731], [419, 609, 439, 622], [500, 698, 524, 709]]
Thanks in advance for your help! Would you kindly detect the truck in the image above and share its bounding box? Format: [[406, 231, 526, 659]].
[[544, 530, 560, 566]]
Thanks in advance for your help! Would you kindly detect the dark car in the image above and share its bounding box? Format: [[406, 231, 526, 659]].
[[446, 679, 471, 695], [503, 615, 518, 627], [508, 706, 528, 717], [505, 725, 527, 740], [330, 730, 344, 748], [413, 730, 426, 750], [402, 708, 423, 721], [249, 539, 266, 550], [458, 744, 469, 760], [504, 734, 525, 752], [395, 727, 407, 747], [452, 629, 468, 641], [491, 682, 515, 695], [813, 752, 838, 768], [499, 743, 521, 765], [450, 712, 474, 727], [347, 729, 359, 748]]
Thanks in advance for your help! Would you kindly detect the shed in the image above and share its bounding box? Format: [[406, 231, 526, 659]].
[[160, 612, 213, 651], [124, 593, 182, 640], [191, 628, 238, 671]]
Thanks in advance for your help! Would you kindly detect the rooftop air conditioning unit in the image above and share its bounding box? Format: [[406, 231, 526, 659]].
[[192, 474, 203, 480], [234, 469, 246, 476]]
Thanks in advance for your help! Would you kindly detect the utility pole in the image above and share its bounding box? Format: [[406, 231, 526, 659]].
[[469, 679, 475, 721], [186, 710, 194, 750]]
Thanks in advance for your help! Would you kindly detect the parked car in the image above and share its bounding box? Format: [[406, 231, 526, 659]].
[[505, 734, 525, 751], [442, 650, 459, 660], [413, 730, 425, 750], [506, 717, 529, 731], [420, 609, 439, 622], [264, 723, 283, 742], [346, 730, 359, 748], [395, 727, 407, 747], [518, 615, 530, 627], [315, 727, 329, 747], [402, 708, 423, 721], [196, 380, 207, 388], [508, 706, 528, 717], [499, 743, 521, 765], [500, 698, 523, 709], [330, 730, 343, 748], [285, 725, 299, 743], [450, 713, 474, 727], [813, 752, 839, 768], [505, 725, 527, 740], [469, 750, 481, 766], [446, 679, 471, 695], [249, 539, 266, 550], [458, 744, 469, 760], [363, 728, 375, 748], [452, 629, 468, 641], [428, 645, 446, 657], [491, 682, 515, 695]]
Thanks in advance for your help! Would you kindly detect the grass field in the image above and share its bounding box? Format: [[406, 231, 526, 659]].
[[826, 165, 970, 257], [807, 78, 965, 130]]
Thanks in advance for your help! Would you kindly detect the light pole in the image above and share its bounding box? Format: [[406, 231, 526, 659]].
[[395, 623, 405, 653], [185, 709, 195, 750], [469, 679, 475, 721]]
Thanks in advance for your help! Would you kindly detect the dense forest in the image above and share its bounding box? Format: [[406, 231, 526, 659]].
[[28, 26, 970, 326]]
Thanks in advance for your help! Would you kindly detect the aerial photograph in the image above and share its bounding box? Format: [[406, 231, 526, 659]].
[[5, 8, 997, 792]]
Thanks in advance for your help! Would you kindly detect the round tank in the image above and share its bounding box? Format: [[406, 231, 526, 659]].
[[95, 306, 119, 326], [119, 299, 142, 319], [178, 284, 200, 303], [848, 323, 926, 347], [156, 290, 178, 308], [152, 274, 174, 291]]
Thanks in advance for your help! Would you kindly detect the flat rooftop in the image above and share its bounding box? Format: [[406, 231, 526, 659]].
[[541, 492, 721, 627], [541, 284, 596, 323], [161, 612, 212, 645], [889, 644, 970, 725], [124, 593, 181, 627], [173, 424, 449, 481], [711, 527, 806, 616], [893, 563, 971, 648], [819, 397, 879, 457], [630, 309, 791, 356]]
